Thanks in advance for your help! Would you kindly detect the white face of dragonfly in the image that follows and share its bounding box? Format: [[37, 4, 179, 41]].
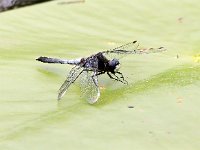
[[114, 63, 121, 72]]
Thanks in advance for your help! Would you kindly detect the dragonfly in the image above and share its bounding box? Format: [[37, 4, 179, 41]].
[[36, 41, 166, 104]]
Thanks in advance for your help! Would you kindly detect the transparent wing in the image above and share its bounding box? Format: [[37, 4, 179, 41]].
[[102, 41, 139, 59], [58, 65, 83, 100], [102, 41, 166, 59], [110, 40, 139, 52], [80, 70, 100, 104], [79, 56, 100, 104]]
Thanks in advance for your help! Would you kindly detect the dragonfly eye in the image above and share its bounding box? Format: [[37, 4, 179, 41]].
[[109, 59, 120, 72], [109, 59, 119, 66]]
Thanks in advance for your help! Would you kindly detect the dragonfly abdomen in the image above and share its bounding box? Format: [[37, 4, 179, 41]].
[[36, 56, 81, 65]]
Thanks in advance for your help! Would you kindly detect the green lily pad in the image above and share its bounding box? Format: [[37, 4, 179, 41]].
[[0, 0, 200, 150]]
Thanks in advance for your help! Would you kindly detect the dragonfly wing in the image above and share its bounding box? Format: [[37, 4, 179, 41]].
[[80, 56, 100, 104], [102, 41, 166, 59], [102, 41, 139, 59], [80, 70, 100, 104], [58, 65, 83, 100]]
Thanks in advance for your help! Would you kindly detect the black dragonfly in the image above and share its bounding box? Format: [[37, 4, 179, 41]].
[[36, 41, 166, 104]]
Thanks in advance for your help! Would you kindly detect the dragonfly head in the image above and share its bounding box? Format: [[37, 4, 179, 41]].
[[109, 58, 120, 72]]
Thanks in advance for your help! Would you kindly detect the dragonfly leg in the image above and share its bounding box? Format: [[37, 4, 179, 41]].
[[96, 71, 106, 76], [107, 72, 125, 84], [112, 73, 128, 84], [115, 72, 128, 84]]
